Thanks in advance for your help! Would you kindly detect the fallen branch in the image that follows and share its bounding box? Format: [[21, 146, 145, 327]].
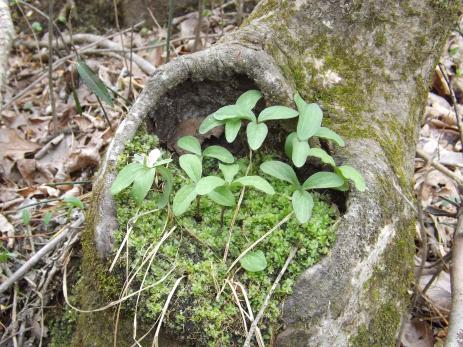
[[243, 247, 298, 347], [0, 214, 84, 294]]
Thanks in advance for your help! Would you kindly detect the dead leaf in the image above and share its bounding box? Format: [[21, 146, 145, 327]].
[[0, 128, 40, 160], [0, 213, 15, 249], [418, 271, 452, 314], [401, 318, 434, 347]]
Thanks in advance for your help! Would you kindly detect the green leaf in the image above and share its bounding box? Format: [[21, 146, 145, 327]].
[[258, 106, 299, 122], [260, 160, 300, 187], [213, 105, 242, 120], [196, 176, 226, 195], [291, 190, 313, 224], [315, 127, 345, 147], [203, 145, 235, 163], [156, 166, 173, 208], [207, 186, 235, 207], [199, 114, 223, 134], [294, 92, 305, 112], [233, 176, 275, 195], [225, 119, 242, 143], [131, 167, 156, 203], [303, 172, 345, 190], [179, 154, 202, 182], [22, 209, 31, 225], [219, 163, 240, 183], [76, 59, 114, 106], [284, 132, 297, 158], [63, 196, 84, 209], [0, 247, 11, 263], [297, 103, 323, 141], [236, 89, 262, 110], [31, 21, 42, 32], [337, 165, 366, 192], [110, 162, 145, 195], [173, 184, 197, 216], [72, 89, 83, 116], [177, 136, 202, 155], [43, 211, 52, 226], [153, 158, 173, 167], [306, 148, 335, 166], [292, 137, 309, 168], [239, 250, 267, 272], [246, 122, 268, 150]]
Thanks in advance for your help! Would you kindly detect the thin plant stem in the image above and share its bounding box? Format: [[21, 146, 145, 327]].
[[48, 0, 57, 130], [220, 207, 225, 227], [96, 96, 114, 132], [193, 0, 203, 52]]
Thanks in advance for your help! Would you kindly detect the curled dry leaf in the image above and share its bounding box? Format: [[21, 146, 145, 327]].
[[0, 213, 15, 249]]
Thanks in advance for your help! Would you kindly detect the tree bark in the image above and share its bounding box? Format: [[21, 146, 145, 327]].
[[0, 0, 14, 111], [77, 1, 458, 346]]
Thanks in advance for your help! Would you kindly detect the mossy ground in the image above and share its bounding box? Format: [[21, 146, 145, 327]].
[[110, 131, 338, 346]]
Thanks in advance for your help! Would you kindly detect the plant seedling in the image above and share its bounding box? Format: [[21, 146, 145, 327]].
[[239, 250, 267, 272], [260, 160, 356, 223], [111, 148, 173, 205], [176, 135, 234, 163], [198, 90, 298, 150], [285, 93, 345, 167]]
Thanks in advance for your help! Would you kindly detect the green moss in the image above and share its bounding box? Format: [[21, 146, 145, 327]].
[[49, 307, 79, 347], [105, 131, 337, 346]]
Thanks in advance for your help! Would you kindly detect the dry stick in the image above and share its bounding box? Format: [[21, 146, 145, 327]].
[[445, 212, 463, 347], [48, 0, 58, 130], [243, 247, 298, 347], [227, 212, 293, 274], [227, 279, 250, 334], [193, 0, 204, 52], [152, 276, 185, 347], [165, 0, 174, 62], [416, 148, 463, 187], [96, 95, 114, 132], [0, 216, 83, 294], [112, 0, 128, 71]]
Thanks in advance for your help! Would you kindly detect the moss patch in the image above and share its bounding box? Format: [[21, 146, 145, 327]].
[[108, 131, 338, 346]]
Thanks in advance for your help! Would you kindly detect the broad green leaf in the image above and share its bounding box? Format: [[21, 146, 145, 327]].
[[297, 103, 323, 141], [258, 106, 299, 122], [179, 154, 202, 182], [156, 166, 173, 208], [199, 114, 223, 134], [233, 176, 275, 195], [292, 137, 309, 168], [153, 158, 173, 167], [225, 119, 242, 143], [291, 190, 314, 224], [110, 162, 145, 195], [203, 145, 235, 163], [303, 172, 345, 190], [337, 165, 366, 192], [239, 250, 267, 272], [236, 89, 262, 110], [219, 163, 240, 183], [260, 160, 300, 187], [63, 196, 85, 209], [246, 121, 268, 150], [43, 211, 53, 226], [284, 132, 297, 158], [294, 92, 306, 112], [213, 105, 242, 120], [315, 127, 345, 147], [76, 59, 113, 106], [207, 186, 235, 207], [173, 184, 197, 216], [131, 167, 156, 203], [306, 148, 335, 166], [196, 176, 226, 195], [177, 136, 202, 155]]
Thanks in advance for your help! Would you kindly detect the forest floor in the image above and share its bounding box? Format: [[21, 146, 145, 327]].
[[0, 1, 460, 346]]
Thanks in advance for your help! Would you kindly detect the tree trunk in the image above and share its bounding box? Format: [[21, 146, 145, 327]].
[[0, 0, 14, 111], [75, 1, 458, 346]]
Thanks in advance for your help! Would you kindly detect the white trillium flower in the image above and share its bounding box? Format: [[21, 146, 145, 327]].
[[147, 149, 162, 167]]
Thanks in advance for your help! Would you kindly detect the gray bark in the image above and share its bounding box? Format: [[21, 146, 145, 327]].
[[0, 0, 14, 111], [80, 0, 458, 346]]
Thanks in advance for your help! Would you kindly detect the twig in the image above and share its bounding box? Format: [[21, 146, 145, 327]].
[[445, 211, 463, 347], [152, 276, 185, 347], [227, 212, 293, 274], [48, 0, 58, 130], [166, 0, 174, 62], [0, 215, 84, 294], [193, 0, 204, 52], [416, 148, 463, 187], [96, 95, 114, 132], [243, 247, 298, 347]]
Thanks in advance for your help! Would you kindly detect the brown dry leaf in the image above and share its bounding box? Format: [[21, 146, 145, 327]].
[[401, 318, 434, 347], [432, 67, 450, 98], [16, 158, 37, 185], [0, 128, 40, 160], [419, 170, 459, 207], [418, 271, 451, 314]]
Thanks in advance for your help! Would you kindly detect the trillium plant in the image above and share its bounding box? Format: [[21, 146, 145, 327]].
[[111, 89, 365, 272]]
